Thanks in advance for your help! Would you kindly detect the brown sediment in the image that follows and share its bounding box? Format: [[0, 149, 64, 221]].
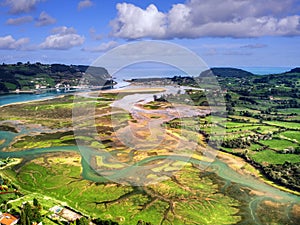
[[263, 200, 283, 208], [292, 204, 300, 219], [217, 151, 260, 178], [31, 152, 81, 167]]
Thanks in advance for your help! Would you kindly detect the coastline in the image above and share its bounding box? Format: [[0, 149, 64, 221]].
[[0, 85, 164, 108], [0, 94, 66, 108]]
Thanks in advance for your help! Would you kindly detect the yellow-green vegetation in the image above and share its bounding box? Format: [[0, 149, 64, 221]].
[[264, 121, 300, 130], [259, 138, 298, 151], [143, 101, 167, 110], [2, 154, 133, 219], [7, 131, 75, 151], [250, 150, 300, 164], [0, 95, 75, 128], [166, 107, 300, 192], [279, 131, 300, 143], [2, 154, 242, 225]]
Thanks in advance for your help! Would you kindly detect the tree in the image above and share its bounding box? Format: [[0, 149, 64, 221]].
[[225, 93, 232, 102], [94, 218, 119, 225], [136, 220, 153, 225], [33, 198, 38, 207], [32, 207, 42, 222], [26, 216, 30, 225], [20, 209, 26, 225], [76, 217, 90, 225], [20, 201, 42, 224], [6, 203, 12, 210]]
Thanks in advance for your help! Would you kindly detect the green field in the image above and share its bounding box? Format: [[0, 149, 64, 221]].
[[2, 154, 242, 225], [264, 121, 300, 130], [225, 122, 256, 128], [250, 150, 300, 164], [277, 108, 300, 115], [259, 138, 298, 151], [279, 131, 300, 143]]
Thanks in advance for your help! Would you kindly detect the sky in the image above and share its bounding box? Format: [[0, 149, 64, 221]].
[[0, 0, 299, 68]]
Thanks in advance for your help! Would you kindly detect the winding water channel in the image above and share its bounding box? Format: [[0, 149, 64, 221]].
[[0, 90, 299, 224]]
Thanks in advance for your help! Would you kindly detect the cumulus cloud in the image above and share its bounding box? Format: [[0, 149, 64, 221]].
[[6, 16, 33, 25], [0, 35, 29, 50], [82, 41, 118, 52], [110, 0, 300, 39], [4, 0, 43, 14], [78, 0, 93, 10], [40, 26, 85, 50], [35, 11, 56, 26], [110, 3, 167, 39]]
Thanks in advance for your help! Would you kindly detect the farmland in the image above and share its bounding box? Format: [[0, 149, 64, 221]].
[[0, 68, 299, 224]]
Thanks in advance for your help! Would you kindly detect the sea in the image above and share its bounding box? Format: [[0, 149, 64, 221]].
[[239, 66, 293, 75], [0, 66, 294, 106]]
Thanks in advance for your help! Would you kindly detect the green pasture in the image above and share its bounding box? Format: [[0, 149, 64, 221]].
[[250, 150, 300, 164], [259, 138, 298, 151], [279, 131, 300, 143], [264, 121, 300, 130]]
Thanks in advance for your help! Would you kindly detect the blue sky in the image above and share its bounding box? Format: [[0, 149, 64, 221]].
[[0, 0, 299, 68]]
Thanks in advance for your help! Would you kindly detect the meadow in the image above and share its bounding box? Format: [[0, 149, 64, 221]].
[[2, 153, 242, 225]]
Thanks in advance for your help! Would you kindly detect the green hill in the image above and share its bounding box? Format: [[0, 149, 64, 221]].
[[0, 62, 111, 93], [286, 67, 300, 74], [200, 67, 255, 78]]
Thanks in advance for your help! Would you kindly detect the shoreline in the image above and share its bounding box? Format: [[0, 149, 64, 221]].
[[216, 151, 300, 196], [0, 94, 67, 108], [0, 85, 162, 108]]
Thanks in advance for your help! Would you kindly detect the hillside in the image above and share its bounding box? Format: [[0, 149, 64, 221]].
[[0, 62, 111, 93], [286, 67, 300, 74], [200, 67, 255, 78]]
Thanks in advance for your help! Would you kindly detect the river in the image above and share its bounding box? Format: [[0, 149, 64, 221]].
[[0, 89, 299, 224]]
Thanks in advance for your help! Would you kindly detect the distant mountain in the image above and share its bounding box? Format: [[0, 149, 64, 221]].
[[200, 67, 255, 78], [285, 67, 300, 74], [0, 63, 111, 93]]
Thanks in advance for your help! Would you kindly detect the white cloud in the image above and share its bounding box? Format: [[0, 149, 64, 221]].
[[6, 16, 33, 25], [82, 41, 118, 52], [110, 0, 300, 39], [78, 0, 93, 10], [40, 26, 85, 50], [0, 35, 29, 50], [35, 11, 56, 26], [89, 28, 102, 40], [51, 26, 77, 35], [110, 3, 166, 39], [4, 0, 43, 14]]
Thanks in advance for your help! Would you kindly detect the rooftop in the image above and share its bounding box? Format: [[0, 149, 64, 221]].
[[0, 213, 19, 225]]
